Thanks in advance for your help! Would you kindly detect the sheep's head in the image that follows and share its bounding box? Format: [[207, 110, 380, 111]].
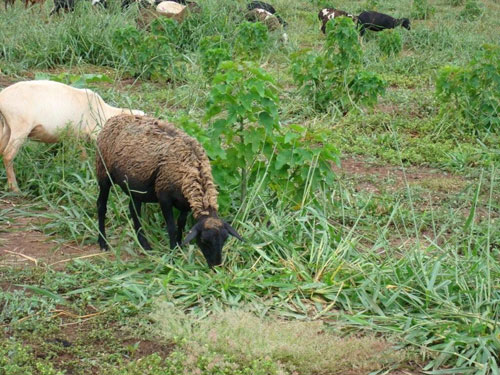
[[182, 216, 243, 267], [400, 18, 411, 30]]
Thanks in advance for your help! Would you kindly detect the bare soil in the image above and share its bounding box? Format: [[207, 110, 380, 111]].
[[0, 198, 104, 270], [333, 156, 466, 194]]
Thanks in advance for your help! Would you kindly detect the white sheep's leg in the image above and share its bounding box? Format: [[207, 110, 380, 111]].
[[2, 137, 26, 193], [3, 155, 19, 193]]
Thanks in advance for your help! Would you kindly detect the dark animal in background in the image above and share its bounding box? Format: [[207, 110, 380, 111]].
[[357, 11, 410, 36], [50, 0, 74, 15], [247, 1, 287, 27], [24, 0, 46, 9], [318, 8, 356, 34], [121, 0, 152, 9], [96, 115, 243, 267], [4, 0, 16, 10]]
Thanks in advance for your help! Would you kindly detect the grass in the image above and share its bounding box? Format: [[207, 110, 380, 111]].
[[0, 0, 499, 373]]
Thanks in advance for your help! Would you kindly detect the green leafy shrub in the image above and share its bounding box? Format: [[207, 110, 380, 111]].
[[412, 0, 435, 19], [436, 44, 500, 130], [199, 60, 337, 207], [459, 0, 482, 20], [34, 72, 112, 88], [291, 17, 386, 113], [235, 22, 269, 59], [448, 0, 464, 5], [199, 36, 232, 77], [378, 29, 403, 56], [112, 24, 183, 82]]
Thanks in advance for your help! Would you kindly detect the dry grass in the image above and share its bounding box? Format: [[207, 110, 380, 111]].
[[152, 303, 407, 375]]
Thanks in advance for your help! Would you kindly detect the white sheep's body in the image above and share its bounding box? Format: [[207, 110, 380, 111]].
[[0, 80, 144, 192]]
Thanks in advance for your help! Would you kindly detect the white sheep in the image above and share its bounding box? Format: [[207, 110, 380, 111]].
[[0, 80, 144, 192]]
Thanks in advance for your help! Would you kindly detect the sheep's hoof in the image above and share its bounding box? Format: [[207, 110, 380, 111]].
[[8, 185, 21, 194], [98, 240, 109, 251]]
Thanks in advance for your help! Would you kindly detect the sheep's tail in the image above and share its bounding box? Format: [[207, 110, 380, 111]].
[[0, 110, 10, 155]]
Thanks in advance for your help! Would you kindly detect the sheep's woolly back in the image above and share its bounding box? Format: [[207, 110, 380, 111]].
[[97, 114, 218, 218]]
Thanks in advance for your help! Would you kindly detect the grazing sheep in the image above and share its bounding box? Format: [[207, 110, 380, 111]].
[[0, 80, 144, 192], [247, 1, 287, 27], [357, 11, 410, 36], [95, 114, 243, 267], [318, 8, 356, 34]]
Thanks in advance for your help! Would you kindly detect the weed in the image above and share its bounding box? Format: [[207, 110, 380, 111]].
[[411, 0, 435, 20], [436, 44, 500, 131], [235, 22, 270, 59], [291, 17, 386, 113], [152, 306, 406, 375], [378, 29, 403, 57], [0, 340, 63, 375], [460, 0, 483, 20], [112, 23, 184, 82], [204, 60, 337, 206]]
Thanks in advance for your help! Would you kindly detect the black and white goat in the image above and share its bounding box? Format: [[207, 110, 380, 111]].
[[357, 11, 410, 36], [247, 1, 287, 27], [318, 8, 356, 34]]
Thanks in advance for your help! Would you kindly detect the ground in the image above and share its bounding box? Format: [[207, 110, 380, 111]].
[[0, 0, 499, 373]]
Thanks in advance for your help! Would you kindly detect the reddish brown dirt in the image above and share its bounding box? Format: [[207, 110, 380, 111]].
[[0, 198, 104, 270], [333, 157, 466, 194], [0, 75, 18, 90], [121, 338, 175, 360]]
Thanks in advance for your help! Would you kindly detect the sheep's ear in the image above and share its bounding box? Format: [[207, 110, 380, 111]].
[[182, 222, 201, 246], [225, 222, 244, 242]]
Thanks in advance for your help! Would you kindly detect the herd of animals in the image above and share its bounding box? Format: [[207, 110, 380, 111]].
[[0, 1, 411, 267]]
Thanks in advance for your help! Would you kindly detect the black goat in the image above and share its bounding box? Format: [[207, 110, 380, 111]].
[[247, 1, 287, 27], [357, 11, 410, 36]]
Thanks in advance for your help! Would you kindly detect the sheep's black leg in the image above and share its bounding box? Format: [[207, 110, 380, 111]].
[[129, 198, 151, 250], [176, 211, 188, 247], [159, 199, 177, 249], [97, 179, 111, 250]]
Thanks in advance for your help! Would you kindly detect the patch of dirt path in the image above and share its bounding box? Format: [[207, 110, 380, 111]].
[[0, 198, 104, 270], [0, 75, 18, 90], [333, 156, 466, 194]]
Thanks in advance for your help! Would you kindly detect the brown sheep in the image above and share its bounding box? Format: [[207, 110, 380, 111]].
[[96, 114, 243, 267]]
